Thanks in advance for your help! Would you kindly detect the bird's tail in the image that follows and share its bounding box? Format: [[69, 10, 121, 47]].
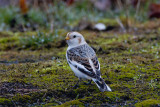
[[92, 78, 112, 92]]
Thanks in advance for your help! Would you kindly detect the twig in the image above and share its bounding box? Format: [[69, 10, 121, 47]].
[[116, 17, 126, 33], [117, 0, 123, 10], [125, 0, 130, 30], [34, 0, 38, 8], [135, 0, 141, 19], [50, 20, 54, 33], [54, 99, 63, 105], [42, 92, 47, 100], [42, 0, 49, 12]]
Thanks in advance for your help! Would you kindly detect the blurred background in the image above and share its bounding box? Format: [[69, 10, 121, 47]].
[[0, 0, 160, 50], [0, 0, 160, 32]]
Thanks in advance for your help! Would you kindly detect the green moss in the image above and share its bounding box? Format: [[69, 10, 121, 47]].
[[0, 36, 18, 43], [135, 99, 160, 107], [118, 73, 134, 81], [57, 100, 83, 107], [12, 94, 31, 103], [0, 98, 12, 105], [98, 19, 118, 26], [0, 29, 160, 106], [80, 92, 123, 104], [41, 67, 54, 74]]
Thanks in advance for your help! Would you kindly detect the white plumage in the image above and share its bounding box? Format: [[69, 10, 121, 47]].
[[66, 32, 111, 92]]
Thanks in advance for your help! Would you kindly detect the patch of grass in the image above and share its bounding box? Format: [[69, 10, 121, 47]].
[[51, 1, 104, 29], [0, 6, 19, 29], [28, 8, 47, 26], [0, 6, 47, 31], [19, 30, 64, 49]]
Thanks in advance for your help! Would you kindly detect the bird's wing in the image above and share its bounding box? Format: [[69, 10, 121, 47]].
[[67, 44, 101, 78], [91, 56, 101, 76]]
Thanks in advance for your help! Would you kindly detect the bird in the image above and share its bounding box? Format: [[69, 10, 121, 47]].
[[65, 32, 112, 92]]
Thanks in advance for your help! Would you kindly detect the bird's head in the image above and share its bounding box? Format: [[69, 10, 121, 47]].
[[65, 32, 86, 48]]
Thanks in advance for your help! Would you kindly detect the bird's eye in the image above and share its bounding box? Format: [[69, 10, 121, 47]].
[[73, 35, 76, 38]]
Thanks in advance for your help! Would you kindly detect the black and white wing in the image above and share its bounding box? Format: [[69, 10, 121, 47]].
[[66, 44, 101, 78]]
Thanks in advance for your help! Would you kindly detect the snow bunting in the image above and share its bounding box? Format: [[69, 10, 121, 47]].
[[66, 32, 112, 92]]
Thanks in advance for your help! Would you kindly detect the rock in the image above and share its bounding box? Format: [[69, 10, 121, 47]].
[[94, 23, 106, 31]]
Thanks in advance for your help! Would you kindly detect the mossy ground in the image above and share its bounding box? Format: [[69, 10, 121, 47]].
[[0, 22, 160, 106]]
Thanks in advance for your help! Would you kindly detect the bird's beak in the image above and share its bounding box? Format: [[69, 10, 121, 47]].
[[65, 36, 70, 40]]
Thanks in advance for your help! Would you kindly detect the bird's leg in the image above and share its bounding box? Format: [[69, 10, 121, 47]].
[[73, 78, 81, 89], [83, 80, 92, 85]]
